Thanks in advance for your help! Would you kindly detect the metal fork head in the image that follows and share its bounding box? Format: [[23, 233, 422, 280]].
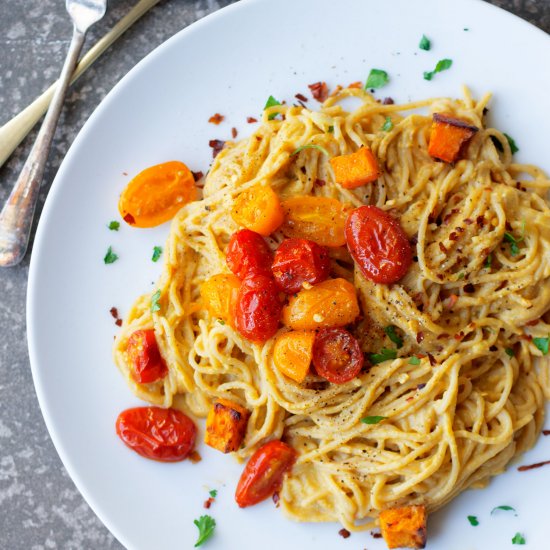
[[66, 0, 107, 33]]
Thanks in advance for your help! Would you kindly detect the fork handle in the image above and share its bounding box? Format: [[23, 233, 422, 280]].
[[0, 26, 85, 267]]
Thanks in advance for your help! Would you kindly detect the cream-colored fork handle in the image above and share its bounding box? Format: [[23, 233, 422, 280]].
[[0, 0, 161, 170]]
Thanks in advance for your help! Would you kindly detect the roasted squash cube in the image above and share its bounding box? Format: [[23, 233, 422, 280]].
[[204, 398, 249, 453], [330, 146, 380, 189], [379, 505, 427, 549], [428, 113, 478, 163]]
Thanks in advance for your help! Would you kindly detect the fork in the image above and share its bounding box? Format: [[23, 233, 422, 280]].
[[0, 0, 107, 267]]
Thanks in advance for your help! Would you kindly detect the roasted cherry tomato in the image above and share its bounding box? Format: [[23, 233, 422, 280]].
[[312, 327, 364, 384], [126, 329, 168, 384], [235, 440, 297, 507], [116, 406, 196, 462], [234, 274, 282, 342], [226, 229, 273, 280], [272, 238, 331, 294], [345, 205, 412, 284]]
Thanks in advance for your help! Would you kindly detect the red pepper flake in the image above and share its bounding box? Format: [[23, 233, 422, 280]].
[[439, 242, 448, 253], [496, 280, 508, 291], [209, 139, 225, 158], [452, 195, 463, 205], [437, 333, 450, 339], [382, 97, 395, 105], [416, 331, 425, 344], [348, 81, 363, 89], [115, 319, 122, 327], [476, 215, 485, 227], [188, 450, 202, 463], [122, 171, 128, 176], [191, 170, 204, 182], [338, 528, 351, 539], [417, 383, 426, 390], [247, 116, 258, 123], [521, 334, 533, 341], [443, 208, 459, 225], [314, 178, 326, 187], [231, 127, 238, 139], [427, 353, 437, 366], [295, 93, 308, 102], [543, 430, 550, 436], [449, 232, 458, 241], [109, 307, 119, 319], [308, 81, 329, 102], [454, 332, 465, 341], [203, 497, 214, 509], [445, 294, 458, 310], [123, 213, 135, 225], [455, 226, 465, 233], [518, 459, 550, 472], [464, 218, 473, 225], [525, 319, 539, 326], [272, 491, 280, 507], [208, 113, 224, 125], [463, 283, 475, 293], [371, 531, 382, 539]]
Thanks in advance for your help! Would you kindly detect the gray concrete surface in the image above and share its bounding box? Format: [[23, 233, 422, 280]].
[[0, 0, 548, 548]]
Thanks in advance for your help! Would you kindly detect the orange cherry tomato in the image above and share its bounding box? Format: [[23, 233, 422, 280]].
[[118, 161, 196, 228], [226, 229, 273, 280], [282, 278, 359, 330], [126, 329, 168, 384], [273, 330, 315, 383], [272, 238, 331, 294], [345, 205, 412, 284], [200, 273, 241, 324], [280, 196, 350, 247], [235, 440, 297, 507], [312, 328, 364, 384], [116, 406, 196, 462], [234, 274, 282, 343], [231, 185, 284, 236]]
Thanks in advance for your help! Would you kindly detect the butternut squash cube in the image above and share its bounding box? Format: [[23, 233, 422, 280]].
[[204, 398, 249, 453], [330, 146, 380, 189], [379, 505, 427, 549], [428, 113, 478, 163]]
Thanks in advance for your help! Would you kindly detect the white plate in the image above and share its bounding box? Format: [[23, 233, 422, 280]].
[[27, 0, 550, 548]]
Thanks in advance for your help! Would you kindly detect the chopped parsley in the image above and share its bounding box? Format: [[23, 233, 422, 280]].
[[423, 58, 453, 81], [381, 116, 394, 132], [512, 533, 526, 545], [151, 290, 161, 313], [491, 505, 516, 515], [103, 246, 118, 264], [503, 232, 523, 257], [457, 272, 465, 280], [328, 125, 334, 133], [151, 246, 162, 262], [365, 68, 389, 90], [384, 325, 403, 348], [264, 95, 282, 120], [217, 319, 225, 326], [467, 515, 479, 526], [505, 347, 515, 358], [419, 34, 431, 51], [504, 133, 519, 154], [193, 515, 216, 547], [361, 415, 387, 425], [209, 489, 218, 498], [368, 348, 397, 364], [290, 144, 330, 156], [533, 336, 549, 355], [484, 253, 492, 268], [108, 220, 120, 231], [409, 356, 421, 365]]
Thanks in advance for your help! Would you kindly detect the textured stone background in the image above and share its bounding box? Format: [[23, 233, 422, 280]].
[[0, 0, 548, 548]]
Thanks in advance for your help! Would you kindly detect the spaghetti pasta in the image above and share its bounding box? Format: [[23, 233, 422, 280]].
[[114, 87, 550, 533]]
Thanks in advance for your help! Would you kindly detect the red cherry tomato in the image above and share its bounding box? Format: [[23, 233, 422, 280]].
[[345, 205, 412, 284], [272, 238, 331, 294], [226, 229, 273, 280], [127, 329, 168, 384], [312, 328, 364, 384], [116, 406, 196, 462], [235, 440, 297, 507], [234, 274, 282, 342]]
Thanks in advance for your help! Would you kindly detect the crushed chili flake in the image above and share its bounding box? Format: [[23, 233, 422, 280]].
[[439, 242, 448, 253], [437, 333, 450, 339], [295, 93, 308, 102], [208, 113, 224, 125], [115, 319, 122, 327], [109, 307, 119, 319], [231, 127, 238, 139], [518, 459, 550, 472], [464, 218, 473, 225], [454, 332, 465, 341], [348, 81, 363, 89], [338, 528, 351, 539], [521, 334, 533, 341], [416, 331, 425, 344], [449, 232, 458, 241], [445, 295, 458, 309], [247, 116, 258, 123], [542, 430, 550, 436], [204, 497, 214, 509], [122, 171, 128, 176], [191, 170, 204, 182], [417, 383, 426, 390], [371, 531, 382, 539], [455, 226, 465, 233], [188, 450, 202, 463], [314, 178, 326, 187], [123, 213, 135, 225], [476, 216, 485, 227], [272, 491, 280, 507], [525, 319, 539, 326], [308, 81, 329, 102], [427, 353, 437, 366], [496, 280, 508, 291], [382, 97, 395, 105], [463, 283, 475, 293], [209, 139, 225, 158]]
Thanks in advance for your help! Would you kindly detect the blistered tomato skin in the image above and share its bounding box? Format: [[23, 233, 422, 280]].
[[226, 229, 273, 280], [345, 205, 412, 284], [235, 440, 297, 507], [126, 329, 168, 384], [234, 274, 282, 343], [116, 407, 197, 462], [312, 328, 364, 384], [272, 238, 331, 294]]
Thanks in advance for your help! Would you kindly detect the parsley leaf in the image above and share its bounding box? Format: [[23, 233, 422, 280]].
[[504, 133, 519, 154], [103, 246, 118, 264], [512, 533, 526, 545], [361, 415, 387, 425], [151, 290, 161, 313], [365, 69, 389, 90], [194, 515, 216, 547], [328, 125, 334, 133], [209, 489, 217, 498], [384, 326, 403, 348], [290, 144, 330, 157], [457, 272, 465, 280], [151, 246, 162, 262], [108, 220, 120, 231], [264, 95, 281, 120], [505, 347, 515, 358], [491, 505, 516, 515], [467, 515, 479, 526], [533, 337, 549, 355], [409, 356, 421, 365], [423, 58, 453, 81], [419, 34, 431, 51], [484, 253, 492, 268], [381, 116, 394, 132], [368, 348, 397, 364], [503, 232, 523, 256], [217, 319, 225, 325]]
